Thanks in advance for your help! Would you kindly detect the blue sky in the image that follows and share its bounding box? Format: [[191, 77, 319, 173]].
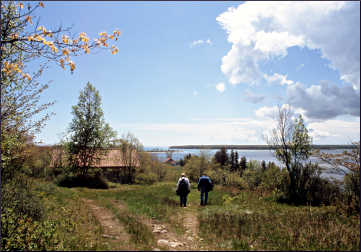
[[32, 1, 360, 147]]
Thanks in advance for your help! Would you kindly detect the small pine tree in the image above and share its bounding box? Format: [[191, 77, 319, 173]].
[[239, 156, 247, 176], [234, 151, 240, 172], [214, 147, 229, 167], [230, 150, 235, 172], [261, 160, 266, 171]]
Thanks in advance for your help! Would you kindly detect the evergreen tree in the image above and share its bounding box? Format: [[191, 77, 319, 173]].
[[239, 156, 247, 176], [230, 150, 235, 171], [214, 147, 229, 167], [234, 151, 240, 171], [261, 160, 266, 171]]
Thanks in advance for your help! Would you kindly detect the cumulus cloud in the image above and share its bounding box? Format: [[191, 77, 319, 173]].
[[216, 82, 226, 93], [190, 39, 212, 48], [286, 81, 360, 119], [308, 119, 360, 143], [216, 1, 360, 89], [264, 73, 294, 86], [243, 89, 265, 103], [114, 118, 275, 146]]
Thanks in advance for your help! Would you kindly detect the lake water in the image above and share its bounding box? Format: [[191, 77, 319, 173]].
[[148, 148, 349, 180]]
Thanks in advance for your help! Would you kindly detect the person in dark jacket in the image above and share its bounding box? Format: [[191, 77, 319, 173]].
[[197, 173, 213, 206], [176, 173, 191, 207]]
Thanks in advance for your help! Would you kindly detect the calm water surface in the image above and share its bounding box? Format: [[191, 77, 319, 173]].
[[148, 148, 348, 180]]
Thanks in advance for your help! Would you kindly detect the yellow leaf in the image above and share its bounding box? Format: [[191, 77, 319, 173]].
[[62, 49, 69, 56], [62, 35, 69, 44], [24, 73, 31, 81], [37, 26, 44, 31], [111, 48, 119, 55], [39, 2, 44, 8], [99, 32, 107, 36], [69, 61, 75, 72], [113, 30, 121, 36], [82, 45, 90, 54], [25, 16, 33, 25], [19, 3, 24, 9], [59, 59, 65, 69]]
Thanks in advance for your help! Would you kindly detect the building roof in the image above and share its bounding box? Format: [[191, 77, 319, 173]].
[[50, 147, 140, 168], [164, 158, 176, 165]]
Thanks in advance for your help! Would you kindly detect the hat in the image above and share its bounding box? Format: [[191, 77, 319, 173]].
[[181, 173, 185, 177]]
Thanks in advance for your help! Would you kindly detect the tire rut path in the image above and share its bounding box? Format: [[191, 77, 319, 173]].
[[82, 198, 131, 250]]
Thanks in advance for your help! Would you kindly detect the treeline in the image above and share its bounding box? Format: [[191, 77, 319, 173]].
[[170, 144, 356, 150]]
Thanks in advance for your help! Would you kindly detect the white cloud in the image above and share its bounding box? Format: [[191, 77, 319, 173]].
[[216, 82, 225, 93], [255, 104, 294, 119], [217, 1, 360, 89], [243, 89, 265, 103], [264, 73, 294, 86], [112, 118, 276, 146], [286, 81, 360, 119], [190, 39, 213, 48], [308, 119, 360, 143], [254, 104, 360, 144]]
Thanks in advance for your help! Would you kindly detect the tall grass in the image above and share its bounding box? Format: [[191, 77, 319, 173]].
[[198, 188, 360, 250]]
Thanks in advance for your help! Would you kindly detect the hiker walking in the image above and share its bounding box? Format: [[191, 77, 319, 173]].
[[197, 173, 213, 206], [176, 173, 190, 207]]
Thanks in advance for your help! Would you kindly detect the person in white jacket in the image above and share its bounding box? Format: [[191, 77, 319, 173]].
[[176, 173, 191, 207]]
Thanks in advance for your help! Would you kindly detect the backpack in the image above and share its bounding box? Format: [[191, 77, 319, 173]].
[[177, 178, 189, 195]]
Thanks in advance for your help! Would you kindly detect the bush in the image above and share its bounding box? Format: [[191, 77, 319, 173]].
[[279, 162, 341, 206], [1, 174, 44, 221], [343, 167, 360, 214], [56, 173, 109, 189], [1, 207, 58, 251], [1, 174, 58, 250], [135, 172, 158, 185]]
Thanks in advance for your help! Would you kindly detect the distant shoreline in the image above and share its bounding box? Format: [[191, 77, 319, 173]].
[[168, 145, 356, 150]]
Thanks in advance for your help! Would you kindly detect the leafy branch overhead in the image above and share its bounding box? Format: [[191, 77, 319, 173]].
[[1, 1, 121, 78]]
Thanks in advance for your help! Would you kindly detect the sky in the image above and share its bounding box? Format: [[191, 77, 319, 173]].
[[31, 1, 360, 147]]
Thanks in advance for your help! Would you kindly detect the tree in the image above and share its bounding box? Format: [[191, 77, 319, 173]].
[[230, 149, 235, 171], [261, 160, 266, 172], [67, 82, 116, 176], [1, 1, 120, 76], [1, 1, 121, 180], [316, 141, 360, 213], [117, 132, 143, 184], [239, 156, 247, 175], [267, 106, 313, 202], [214, 147, 228, 167], [234, 151, 239, 171]]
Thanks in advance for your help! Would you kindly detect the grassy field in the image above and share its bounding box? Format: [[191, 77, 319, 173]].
[[33, 179, 360, 250]]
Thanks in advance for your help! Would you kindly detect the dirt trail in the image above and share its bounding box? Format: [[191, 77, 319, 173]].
[[83, 198, 203, 250], [82, 199, 131, 250], [147, 207, 202, 251]]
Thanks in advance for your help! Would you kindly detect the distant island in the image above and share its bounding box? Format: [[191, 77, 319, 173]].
[[169, 145, 356, 150]]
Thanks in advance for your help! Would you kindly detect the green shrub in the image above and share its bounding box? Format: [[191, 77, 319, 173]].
[[1, 175, 58, 251], [135, 172, 157, 185], [56, 173, 109, 189], [1, 174, 44, 221], [279, 162, 341, 206], [343, 168, 360, 214], [1, 207, 58, 251]]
